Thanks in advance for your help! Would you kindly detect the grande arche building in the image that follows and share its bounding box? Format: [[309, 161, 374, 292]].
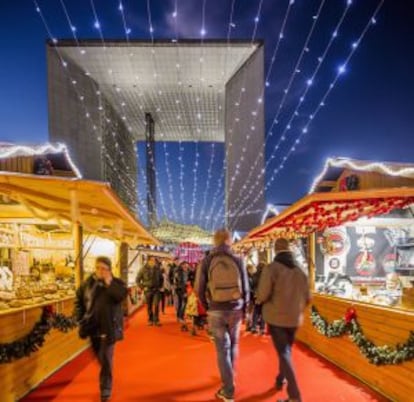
[[47, 39, 265, 232]]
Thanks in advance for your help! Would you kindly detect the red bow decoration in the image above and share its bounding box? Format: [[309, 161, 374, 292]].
[[344, 307, 357, 324]]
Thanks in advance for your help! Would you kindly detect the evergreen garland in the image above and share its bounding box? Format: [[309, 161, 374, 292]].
[[310, 305, 414, 365], [0, 306, 78, 364]]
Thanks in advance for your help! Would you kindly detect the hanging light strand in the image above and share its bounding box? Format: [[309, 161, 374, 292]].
[[199, 143, 217, 225], [231, 0, 385, 229], [228, 0, 327, 207], [206, 0, 264, 230], [34, 0, 140, 211], [229, 0, 355, 225]]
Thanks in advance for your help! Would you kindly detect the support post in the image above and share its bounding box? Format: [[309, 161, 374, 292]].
[[145, 113, 157, 227], [308, 233, 316, 291], [74, 223, 83, 288]]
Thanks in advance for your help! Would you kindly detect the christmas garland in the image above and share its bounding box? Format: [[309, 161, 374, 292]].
[[0, 305, 77, 364], [310, 305, 414, 365]]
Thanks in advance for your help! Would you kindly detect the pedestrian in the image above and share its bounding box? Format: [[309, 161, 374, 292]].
[[245, 264, 256, 331], [174, 261, 189, 328], [75, 256, 127, 402], [250, 262, 266, 335], [196, 229, 249, 402], [257, 238, 311, 402], [136, 255, 163, 326]]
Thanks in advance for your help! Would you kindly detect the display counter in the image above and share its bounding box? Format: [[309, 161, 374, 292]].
[[297, 293, 414, 401], [0, 297, 87, 402]]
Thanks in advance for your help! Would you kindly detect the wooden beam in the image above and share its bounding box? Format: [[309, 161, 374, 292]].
[[317, 180, 336, 188], [73, 223, 84, 288]]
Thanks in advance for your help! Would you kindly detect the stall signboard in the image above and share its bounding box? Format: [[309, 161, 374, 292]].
[[19, 232, 74, 249]]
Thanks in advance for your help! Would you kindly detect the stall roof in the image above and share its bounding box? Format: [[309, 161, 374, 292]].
[[239, 187, 414, 247], [0, 172, 160, 246], [0, 143, 82, 178], [309, 157, 414, 194]]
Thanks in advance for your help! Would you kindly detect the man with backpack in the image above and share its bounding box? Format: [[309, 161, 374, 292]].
[[196, 229, 249, 402]]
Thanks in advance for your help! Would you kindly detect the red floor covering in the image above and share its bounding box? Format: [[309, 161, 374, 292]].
[[22, 307, 388, 402]]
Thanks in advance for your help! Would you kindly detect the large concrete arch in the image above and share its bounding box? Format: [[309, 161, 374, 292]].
[[47, 39, 265, 231]]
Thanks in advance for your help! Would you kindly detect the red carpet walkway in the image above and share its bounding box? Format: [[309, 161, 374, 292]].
[[22, 307, 388, 402]]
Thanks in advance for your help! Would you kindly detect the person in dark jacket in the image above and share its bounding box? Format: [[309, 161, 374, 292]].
[[196, 229, 249, 402], [257, 238, 310, 402], [136, 255, 163, 326], [174, 261, 189, 327], [75, 256, 127, 402], [251, 262, 266, 335]]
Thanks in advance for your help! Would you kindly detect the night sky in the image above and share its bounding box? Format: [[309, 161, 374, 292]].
[[1, 1, 413, 231]]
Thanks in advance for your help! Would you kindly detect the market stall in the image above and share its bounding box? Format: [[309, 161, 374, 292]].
[[0, 172, 159, 402], [237, 159, 414, 401]]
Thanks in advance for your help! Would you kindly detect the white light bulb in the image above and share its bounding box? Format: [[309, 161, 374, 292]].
[[307, 79, 313, 86], [94, 21, 100, 29]]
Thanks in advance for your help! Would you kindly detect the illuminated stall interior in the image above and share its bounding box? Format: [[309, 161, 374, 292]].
[[236, 158, 414, 401], [0, 171, 159, 401]]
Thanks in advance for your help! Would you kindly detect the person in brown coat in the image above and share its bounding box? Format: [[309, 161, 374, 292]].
[[257, 238, 311, 402]]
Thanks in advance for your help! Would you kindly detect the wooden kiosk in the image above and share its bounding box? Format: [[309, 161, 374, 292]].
[[0, 172, 159, 402], [237, 158, 414, 401]]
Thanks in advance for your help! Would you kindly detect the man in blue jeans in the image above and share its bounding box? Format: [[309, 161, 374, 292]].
[[257, 238, 310, 402], [196, 229, 249, 402]]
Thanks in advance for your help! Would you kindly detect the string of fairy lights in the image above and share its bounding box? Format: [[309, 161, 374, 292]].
[[34, 0, 144, 217], [227, 0, 327, 210], [171, 0, 186, 224], [143, 0, 171, 222], [202, 0, 239, 229], [62, 0, 157, 219], [211, 0, 300, 230], [225, 0, 297, 203], [190, 0, 207, 224], [231, 0, 385, 230], [199, 143, 216, 223], [228, 0, 360, 228], [206, 0, 265, 230], [31, 0, 386, 234], [229, 0, 353, 222]]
